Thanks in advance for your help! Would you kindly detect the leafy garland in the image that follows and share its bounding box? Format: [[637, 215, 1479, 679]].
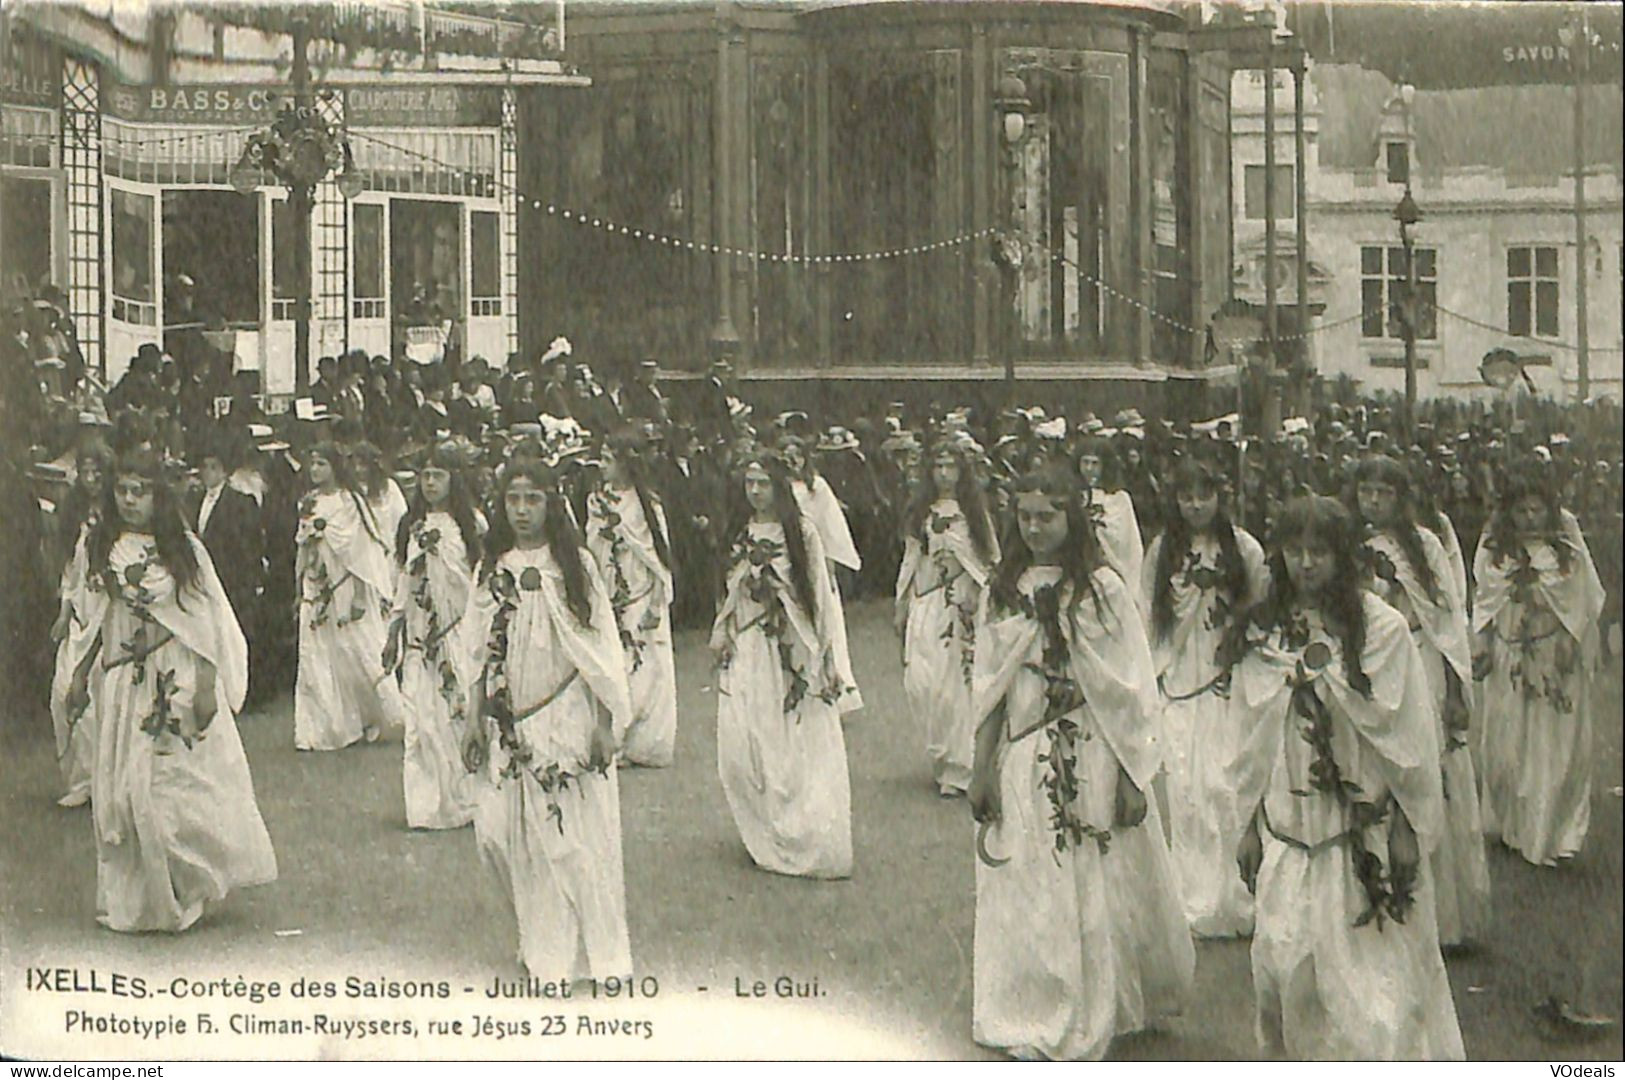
[[1181, 546, 1237, 637], [480, 565, 596, 835], [296, 495, 337, 631], [1500, 548, 1578, 714], [590, 489, 646, 675], [927, 510, 977, 688], [1010, 582, 1111, 859], [1284, 629, 1415, 930], [722, 533, 845, 716], [96, 547, 197, 749], [406, 519, 465, 729]]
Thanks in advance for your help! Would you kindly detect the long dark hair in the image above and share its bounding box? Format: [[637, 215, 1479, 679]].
[[480, 458, 594, 626], [1151, 457, 1248, 643], [1247, 495, 1371, 697], [351, 441, 392, 503], [305, 441, 386, 550], [728, 451, 819, 621], [89, 448, 202, 600], [396, 440, 482, 568], [1483, 466, 1574, 574], [1073, 435, 1122, 493], [903, 437, 996, 565], [601, 426, 671, 570], [988, 464, 1107, 622], [1351, 455, 1440, 604]]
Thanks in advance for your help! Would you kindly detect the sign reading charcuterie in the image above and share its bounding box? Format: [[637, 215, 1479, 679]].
[[345, 86, 501, 127]]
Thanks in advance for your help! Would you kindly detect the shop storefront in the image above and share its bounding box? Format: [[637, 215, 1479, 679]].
[[96, 79, 520, 392], [0, 21, 64, 308]]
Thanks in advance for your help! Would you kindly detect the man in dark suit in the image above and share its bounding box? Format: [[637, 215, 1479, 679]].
[[661, 424, 727, 628], [619, 358, 671, 429], [192, 431, 266, 701], [695, 358, 736, 449]]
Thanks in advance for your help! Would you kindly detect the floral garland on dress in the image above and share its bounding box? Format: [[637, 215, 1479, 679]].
[[295, 495, 339, 631], [93, 544, 195, 748], [590, 488, 646, 674], [1278, 615, 1416, 930], [721, 532, 845, 716], [406, 518, 465, 729], [1003, 581, 1111, 859], [1495, 547, 1578, 714], [926, 508, 978, 689], [481, 564, 597, 834]]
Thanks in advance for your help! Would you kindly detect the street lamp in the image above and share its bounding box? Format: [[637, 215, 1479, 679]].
[[228, 19, 363, 395], [1393, 183, 1422, 440], [993, 73, 1031, 397]]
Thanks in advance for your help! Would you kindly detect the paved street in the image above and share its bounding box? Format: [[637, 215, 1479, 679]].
[[3, 598, 1621, 1060]]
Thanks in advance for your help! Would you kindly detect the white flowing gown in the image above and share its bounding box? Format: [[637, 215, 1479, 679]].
[[459, 547, 634, 980], [896, 498, 998, 794], [711, 520, 855, 879], [1472, 512, 1604, 866], [294, 489, 408, 750], [971, 566, 1194, 1061], [586, 486, 677, 767], [1139, 527, 1269, 938], [85, 532, 277, 932], [1230, 593, 1464, 1060], [391, 511, 479, 828], [51, 527, 99, 805], [793, 476, 864, 713], [1366, 527, 1490, 945]]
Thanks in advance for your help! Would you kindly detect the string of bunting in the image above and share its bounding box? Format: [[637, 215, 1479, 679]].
[[100, 125, 266, 150], [347, 129, 995, 264], [1431, 302, 1623, 356]]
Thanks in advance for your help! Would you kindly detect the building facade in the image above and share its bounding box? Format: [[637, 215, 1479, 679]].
[[516, 0, 1277, 412], [1230, 28, 1624, 402], [4, 1, 581, 393]]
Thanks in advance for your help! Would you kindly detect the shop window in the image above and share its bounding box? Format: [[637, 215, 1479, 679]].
[[751, 58, 812, 362], [163, 189, 259, 328], [352, 202, 386, 319], [272, 198, 298, 321], [1149, 52, 1190, 363], [351, 129, 497, 198], [1360, 244, 1436, 340], [471, 210, 500, 317], [1243, 165, 1295, 220], [110, 187, 156, 325], [0, 106, 56, 168], [1, 176, 53, 301], [532, 66, 714, 367], [1004, 50, 1130, 355], [1507, 245, 1559, 338], [831, 51, 962, 362]]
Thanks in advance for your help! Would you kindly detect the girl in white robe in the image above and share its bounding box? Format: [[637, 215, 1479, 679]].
[[1140, 457, 1269, 938], [1355, 456, 1489, 946], [385, 441, 483, 829], [1075, 436, 1144, 586], [895, 434, 999, 796], [782, 435, 864, 714], [65, 450, 277, 932], [459, 459, 633, 981], [1472, 475, 1605, 867], [586, 430, 677, 767], [50, 449, 110, 807], [970, 466, 1193, 1061], [1231, 495, 1463, 1060], [711, 453, 856, 879], [294, 443, 408, 751]]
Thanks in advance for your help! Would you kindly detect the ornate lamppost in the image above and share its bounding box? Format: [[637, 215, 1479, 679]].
[[1392, 183, 1422, 441], [229, 19, 363, 395], [992, 72, 1031, 398]]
